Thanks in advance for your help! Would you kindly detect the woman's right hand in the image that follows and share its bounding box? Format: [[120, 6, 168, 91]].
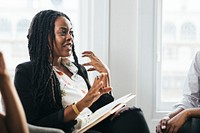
[[156, 116, 170, 133], [77, 73, 112, 110]]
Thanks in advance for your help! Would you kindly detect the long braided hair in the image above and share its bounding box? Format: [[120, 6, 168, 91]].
[[27, 10, 80, 113]]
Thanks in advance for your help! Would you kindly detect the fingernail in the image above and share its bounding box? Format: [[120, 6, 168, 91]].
[[161, 125, 166, 129]]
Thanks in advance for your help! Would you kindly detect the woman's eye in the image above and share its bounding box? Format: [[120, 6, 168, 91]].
[[60, 30, 67, 36], [69, 31, 74, 35], [59, 29, 73, 36]]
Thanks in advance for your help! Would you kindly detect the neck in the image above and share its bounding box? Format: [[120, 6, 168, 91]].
[[53, 57, 62, 67]]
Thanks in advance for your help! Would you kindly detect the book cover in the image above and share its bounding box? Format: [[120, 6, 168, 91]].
[[75, 93, 135, 133]]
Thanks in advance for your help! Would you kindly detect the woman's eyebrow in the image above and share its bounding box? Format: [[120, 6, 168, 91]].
[[59, 26, 73, 30], [59, 27, 67, 30]]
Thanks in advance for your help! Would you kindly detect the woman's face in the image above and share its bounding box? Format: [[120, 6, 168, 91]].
[[53, 16, 74, 58]]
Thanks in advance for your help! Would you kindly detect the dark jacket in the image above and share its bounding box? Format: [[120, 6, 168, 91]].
[[14, 61, 114, 133]]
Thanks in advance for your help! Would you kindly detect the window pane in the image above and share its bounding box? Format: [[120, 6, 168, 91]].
[[158, 0, 200, 111], [0, 0, 80, 111]]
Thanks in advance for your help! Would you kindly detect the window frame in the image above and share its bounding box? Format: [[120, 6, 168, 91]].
[[138, 0, 169, 131]]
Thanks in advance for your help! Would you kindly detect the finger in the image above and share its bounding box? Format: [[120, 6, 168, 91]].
[[92, 73, 105, 89], [87, 67, 96, 71], [82, 51, 94, 55], [173, 128, 178, 133], [92, 77, 104, 90], [0, 52, 6, 72], [93, 91, 101, 97], [92, 76, 101, 88], [166, 125, 173, 133], [161, 119, 168, 130], [161, 125, 167, 130], [169, 127, 175, 133], [82, 53, 93, 57], [156, 125, 161, 133], [101, 87, 112, 94], [96, 75, 100, 80], [94, 81, 104, 93], [82, 52, 96, 58], [82, 62, 92, 66], [0, 52, 3, 67]]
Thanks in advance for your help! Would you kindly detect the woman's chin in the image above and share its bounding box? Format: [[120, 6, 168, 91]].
[[65, 53, 72, 58]]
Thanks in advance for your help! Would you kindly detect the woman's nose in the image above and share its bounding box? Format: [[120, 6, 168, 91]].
[[66, 33, 73, 41]]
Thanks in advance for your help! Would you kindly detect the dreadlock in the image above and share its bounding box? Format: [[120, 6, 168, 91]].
[[27, 10, 81, 113]]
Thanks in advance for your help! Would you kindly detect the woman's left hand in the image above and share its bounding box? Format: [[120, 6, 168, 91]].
[[82, 51, 109, 73]]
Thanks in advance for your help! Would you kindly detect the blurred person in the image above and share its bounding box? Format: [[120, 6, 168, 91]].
[[156, 51, 200, 133], [0, 52, 29, 133]]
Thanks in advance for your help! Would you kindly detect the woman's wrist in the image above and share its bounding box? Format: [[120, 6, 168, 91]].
[[72, 102, 80, 115], [184, 109, 192, 119], [75, 100, 86, 113]]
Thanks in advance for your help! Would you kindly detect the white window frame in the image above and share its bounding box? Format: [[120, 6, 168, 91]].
[[79, 0, 109, 80], [79, 0, 109, 65], [138, 0, 169, 131]]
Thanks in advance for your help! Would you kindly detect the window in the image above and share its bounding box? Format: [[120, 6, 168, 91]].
[[159, 0, 200, 111], [0, 0, 80, 112], [16, 19, 30, 37], [163, 22, 176, 40], [0, 0, 80, 78], [138, 0, 200, 131], [180, 22, 196, 40], [0, 18, 12, 38]]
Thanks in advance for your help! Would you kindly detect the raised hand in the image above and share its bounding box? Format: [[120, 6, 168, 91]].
[[78, 73, 112, 109], [82, 51, 109, 73], [82, 51, 111, 86]]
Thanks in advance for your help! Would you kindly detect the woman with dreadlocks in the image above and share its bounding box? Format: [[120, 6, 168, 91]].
[[14, 10, 150, 133]]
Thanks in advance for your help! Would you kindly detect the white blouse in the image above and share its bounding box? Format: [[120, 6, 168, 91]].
[[53, 57, 92, 131], [174, 51, 200, 109]]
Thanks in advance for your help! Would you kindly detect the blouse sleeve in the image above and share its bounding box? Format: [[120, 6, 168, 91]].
[[14, 62, 75, 132], [174, 51, 200, 109]]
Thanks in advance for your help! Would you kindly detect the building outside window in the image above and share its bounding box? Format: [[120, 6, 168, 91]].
[[158, 0, 200, 111]]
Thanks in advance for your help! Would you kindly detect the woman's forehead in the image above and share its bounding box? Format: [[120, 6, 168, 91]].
[[54, 16, 72, 29]]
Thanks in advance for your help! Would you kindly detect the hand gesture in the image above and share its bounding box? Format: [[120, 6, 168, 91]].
[[82, 51, 111, 86], [82, 51, 109, 73], [79, 73, 112, 108]]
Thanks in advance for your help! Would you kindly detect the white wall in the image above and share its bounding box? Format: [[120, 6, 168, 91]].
[[109, 0, 155, 132], [109, 0, 138, 103]]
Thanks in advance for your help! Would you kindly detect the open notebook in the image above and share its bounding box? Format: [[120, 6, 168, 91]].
[[75, 93, 135, 133]]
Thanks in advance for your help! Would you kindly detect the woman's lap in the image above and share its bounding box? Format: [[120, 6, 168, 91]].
[[90, 107, 150, 133], [110, 107, 150, 133]]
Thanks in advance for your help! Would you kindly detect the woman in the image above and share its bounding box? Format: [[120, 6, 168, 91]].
[[156, 51, 200, 133], [14, 10, 150, 133], [0, 52, 29, 133]]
